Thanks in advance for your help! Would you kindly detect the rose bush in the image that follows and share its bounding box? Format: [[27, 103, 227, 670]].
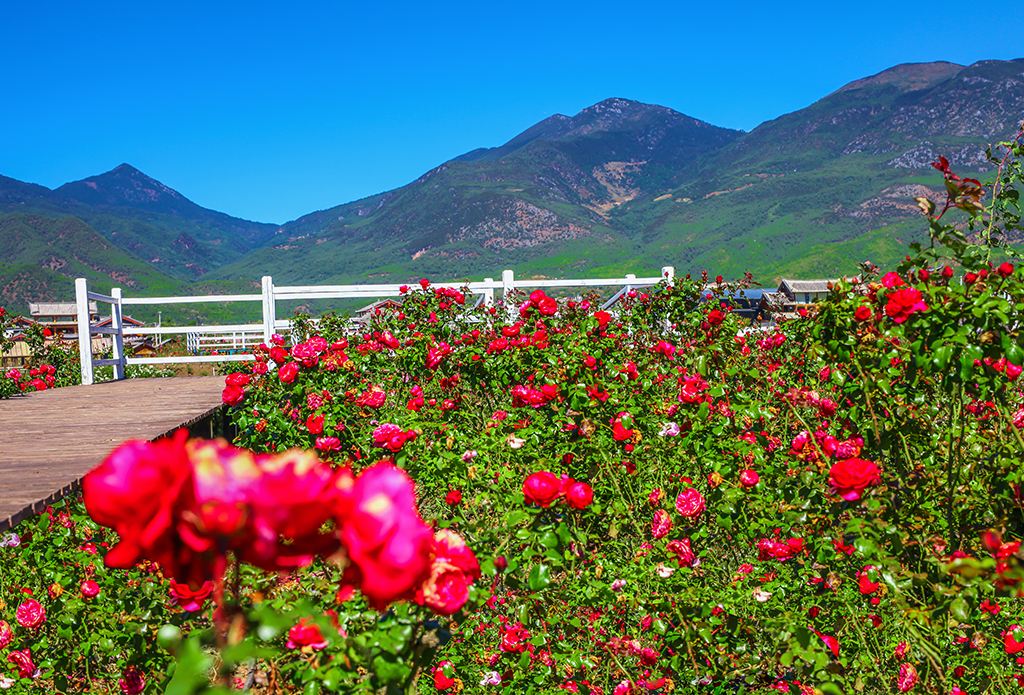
[[0, 130, 1022, 692]]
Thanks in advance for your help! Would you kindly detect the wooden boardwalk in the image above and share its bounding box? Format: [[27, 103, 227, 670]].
[[0, 376, 225, 532]]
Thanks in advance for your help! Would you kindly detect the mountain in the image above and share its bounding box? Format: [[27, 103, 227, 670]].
[[607, 59, 1024, 276], [0, 165, 281, 282], [210, 98, 742, 283], [2, 58, 1022, 312], [0, 210, 183, 310]]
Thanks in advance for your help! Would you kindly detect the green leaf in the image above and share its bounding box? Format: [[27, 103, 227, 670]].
[[528, 563, 552, 591]]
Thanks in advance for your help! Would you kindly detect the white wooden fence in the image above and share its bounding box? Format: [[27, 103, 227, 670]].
[[73, 267, 675, 385]]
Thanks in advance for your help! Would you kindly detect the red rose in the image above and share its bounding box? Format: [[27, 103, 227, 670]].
[[278, 361, 300, 384], [537, 296, 557, 316], [225, 372, 251, 387], [286, 618, 329, 650], [433, 661, 457, 691], [7, 649, 36, 679], [739, 469, 760, 488], [315, 436, 341, 452], [854, 305, 872, 321], [666, 538, 696, 566], [651, 510, 672, 539], [1005, 625, 1024, 655], [169, 580, 214, 612], [15, 598, 46, 628], [269, 345, 288, 363], [306, 414, 325, 434], [674, 487, 705, 519], [119, 666, 146, 695], [564, 481, 594, 510], [611, 412, 635, 441], [80, 580, 101, 599], [829, 457, 881, 501], [757, 536, 804, 561], [997, 262, 1015, 278], [897, 662, 918, 692], [356, 386, 387, 409], [523, 471, 562, 508], [445, 489, 462, 505], [221, 384, 245, 406], [884, 288, 928, 324], [335, 463, 434, 609], [418, 529, 481, 615]]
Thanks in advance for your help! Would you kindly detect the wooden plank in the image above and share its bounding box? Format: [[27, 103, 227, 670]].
[[0, 376, 225, 532]]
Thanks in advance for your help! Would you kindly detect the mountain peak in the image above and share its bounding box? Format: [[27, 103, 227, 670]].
[[56, 164, 185, 208], [110, 162, 145, 176], [834, 61, 965, 95]]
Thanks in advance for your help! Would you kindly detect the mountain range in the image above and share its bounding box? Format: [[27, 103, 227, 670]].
[[2, 58, 1022, 314]]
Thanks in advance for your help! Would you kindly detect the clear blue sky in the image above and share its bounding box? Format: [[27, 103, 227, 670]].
[[1, 1, 1021, 223]]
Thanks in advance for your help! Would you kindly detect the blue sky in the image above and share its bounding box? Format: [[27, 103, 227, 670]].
[[1, 1, 1021, 223]]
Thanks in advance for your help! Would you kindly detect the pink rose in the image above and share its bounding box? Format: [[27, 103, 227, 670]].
[[674, 487, 705, 519], [15, 598, 45, 629]]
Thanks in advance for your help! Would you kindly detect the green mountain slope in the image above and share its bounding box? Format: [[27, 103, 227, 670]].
[[0, 165, 282, 281], [606, 59, 1024, 279], [0, 212, 183, 310], [210, 98, 742, 283], [2, 58, 1022, 301]]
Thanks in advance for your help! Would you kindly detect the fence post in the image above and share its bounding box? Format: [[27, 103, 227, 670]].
[[501, 269, 515, 299], [482, 278, 495, 306], [625, 273, 636, 292], [662, 266, 675, 286], [74, 278, 94, 386], [261, 275, 276, 344], [110, 287, 125, 380]]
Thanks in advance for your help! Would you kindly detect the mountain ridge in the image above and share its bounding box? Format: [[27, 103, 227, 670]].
[[1, 58, 1022, 309]]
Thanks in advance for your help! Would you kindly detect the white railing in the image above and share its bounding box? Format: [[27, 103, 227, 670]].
[[73, 267, 675, 383]]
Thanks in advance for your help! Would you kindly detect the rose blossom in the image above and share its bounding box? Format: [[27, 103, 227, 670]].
[[651, 509, 672, 539], [433, 661, 457, 691], [666, 538, 697, 567], [6, 650, 37, 679], [564, 481, 594, 510], [1005, 625, 1024, 655], [675, 487, 706, 519], [896, 662, 918, 692], [278, 361, 300, 384], [659, 422, 681, 437], [523, 471, 562, 507], [829, 457, 881, 501], [80, 580, 101, 599], [286, 618, 329, 651], [884, 288, 928, 324], [757, 537, 804, 562], [739, 469, 760, 488], [169, 580, 215, 612], [119, 666, 146, 694], [418, 529, 481, 615], [15, 599, 45, 629], [334, 462, 434, 609], [0, 621, 11, 649]]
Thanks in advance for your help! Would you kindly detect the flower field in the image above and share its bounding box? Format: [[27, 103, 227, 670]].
[[0, 143, 1023, 694]]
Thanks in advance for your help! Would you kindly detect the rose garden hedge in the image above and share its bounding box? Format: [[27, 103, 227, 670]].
[[0, 138, 1022, 693]]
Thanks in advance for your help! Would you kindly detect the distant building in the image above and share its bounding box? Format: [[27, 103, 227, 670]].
[[353, 298, 405, 327], [28, 302, 99, 339], [131, 340, 160, 359], [758, 277, 857, 320], [25, 301, 146, 351], [776, 279, 836, 306]]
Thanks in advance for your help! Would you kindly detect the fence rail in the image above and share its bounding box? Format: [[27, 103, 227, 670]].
[[73, 267, 675, 383]]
